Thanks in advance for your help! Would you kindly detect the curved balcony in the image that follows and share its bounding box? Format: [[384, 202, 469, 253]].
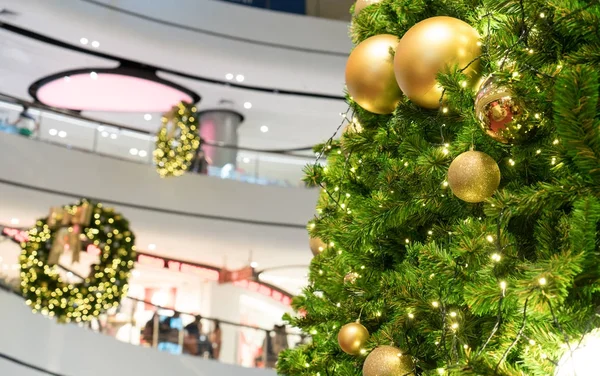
[[0, 94, 319, 188]]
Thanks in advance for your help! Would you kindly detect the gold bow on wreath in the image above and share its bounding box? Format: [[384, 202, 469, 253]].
[[47, 202, 93, 265]]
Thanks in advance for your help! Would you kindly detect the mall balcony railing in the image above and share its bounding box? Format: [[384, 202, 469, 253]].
[[219, 0, 355, 21], [0, 276, 303, 370], [0, 94, 319, 188]]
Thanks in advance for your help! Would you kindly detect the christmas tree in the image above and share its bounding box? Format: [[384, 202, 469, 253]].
[[278, 1, 600, 375]]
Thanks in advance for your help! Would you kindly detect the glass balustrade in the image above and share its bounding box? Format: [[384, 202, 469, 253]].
[[0, 273, 303, 370], [0, 98, 320, 187]]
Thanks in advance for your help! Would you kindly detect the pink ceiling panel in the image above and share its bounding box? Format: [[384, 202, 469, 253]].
[[36, 73, 195, 112]]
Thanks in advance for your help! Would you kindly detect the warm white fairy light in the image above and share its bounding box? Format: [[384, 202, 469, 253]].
[[408, 313, 415, 319], [432, 301, 440, 308], [486, 235, 495, 243], [450, 311, 457, 318], [539, 277, 547, 286], [491, 253, 502, 262]]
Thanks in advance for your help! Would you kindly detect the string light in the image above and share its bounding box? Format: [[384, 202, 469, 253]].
[[538, 277, 547, 286], [432, 301, 440, 308]]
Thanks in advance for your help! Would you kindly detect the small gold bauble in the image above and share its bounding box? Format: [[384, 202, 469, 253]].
[[353, 0, 383, 15], [346, 34, 403, 114], [363, 346, 415, 376], [394, 16, 482, 109], [338, 322, 370, 355], [475, 75, 529, 144], [344, 272, 360, 284], [309, 236, 326, 256], [447, 150, 501, 203]]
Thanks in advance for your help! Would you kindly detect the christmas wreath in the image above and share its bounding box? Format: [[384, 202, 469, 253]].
[[19, 199, 136, 322], [153, 101, 201, 177]]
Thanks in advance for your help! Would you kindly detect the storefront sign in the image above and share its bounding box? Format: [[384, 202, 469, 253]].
[[233, 279, 292, 306], [1, 226, 28, 243], [220, 0, 305, 14], [137, 254, 220, 281], [219, 266, 255, 284]]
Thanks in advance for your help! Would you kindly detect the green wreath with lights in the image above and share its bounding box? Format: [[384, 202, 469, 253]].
[[153, 101, 201, 177], [19, 199, 136, 322]]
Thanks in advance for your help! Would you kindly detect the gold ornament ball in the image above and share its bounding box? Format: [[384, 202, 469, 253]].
[[447, 150, 501, 203], [309, 236, 326, 256], [475, 75, 529, 144], [363, 346, 415, 376], [346, 34, 403, 114], [394, 16, 482, 109], [354, 0, 383, 15], [338, 322, 370, 355]]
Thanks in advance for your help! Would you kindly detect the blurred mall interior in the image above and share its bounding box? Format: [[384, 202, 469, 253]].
[[0, 0, 352, 375]]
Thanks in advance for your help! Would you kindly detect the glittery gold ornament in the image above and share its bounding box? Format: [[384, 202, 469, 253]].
[[475, 75, 529, 144], [338, 322, 369, 355], [447, 150, 501, 203], [344, 272, 359, 284], [394, 16, 482, 109], [346, 34, 403, 114], [309, 236, 326, 256], [363, 346, 415, 376], [353, 0, 383, 15]]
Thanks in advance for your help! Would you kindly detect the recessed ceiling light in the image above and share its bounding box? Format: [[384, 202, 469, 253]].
[[58, 131, 67, 138], [250, 261, 258, 268], [64, 76, 71, 82], [110, 133, 117, 139], [225, 73, 234, 80], [101, 131, 109, 138], [80, 37, 89, 45], [243, 157, 250, 163], [91, 41, 100, 48], [138, 150, 148, 157], [66, 272, 73, 278], [49, 128, 58, 136], [144, 113, 152, 121], [90, 71, 98, 80], [132, 270, 141, 277], [148, 243, 156, 250], [129, 148, 139, 155], [260, 125, 269, 133], [244, 102, 252, 109], [97, 126, 105, 132], [10, 218, 19, 225], [236, 74, 245, 82]]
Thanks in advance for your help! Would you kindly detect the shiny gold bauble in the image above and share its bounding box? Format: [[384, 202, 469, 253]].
[[447, 150, 501, 203], [338, 322, 370, 355], [309, 236, 326, 256], [475, 75, 529, 144], [394, 16, 482, 109], [353, 0, 383, 15], [363, 346, 415, 376], [346, 34, 403, 114]]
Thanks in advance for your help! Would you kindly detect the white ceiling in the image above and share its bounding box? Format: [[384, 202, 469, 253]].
[[0, 0, 351, 150]]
